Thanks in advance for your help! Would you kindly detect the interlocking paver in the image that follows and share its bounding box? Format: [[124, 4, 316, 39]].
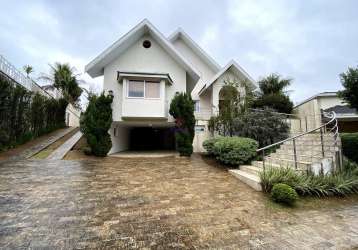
[[0, 155, 358, 249]]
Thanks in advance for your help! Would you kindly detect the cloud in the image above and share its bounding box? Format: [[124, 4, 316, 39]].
[[1, 0, 357, 105]]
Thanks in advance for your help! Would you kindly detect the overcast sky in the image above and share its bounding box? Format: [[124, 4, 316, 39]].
[[1, 0, 357, 103]]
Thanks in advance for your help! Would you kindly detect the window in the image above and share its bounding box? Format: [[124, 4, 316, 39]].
[[145, 81, 160, 98], [127, 80, 160, 98], [194, 100, 200, 112], [143, 40, 151, 48], [128, 80, 144, 97]]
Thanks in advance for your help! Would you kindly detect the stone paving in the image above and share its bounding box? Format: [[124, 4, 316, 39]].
[[0, 155, 358, 249]]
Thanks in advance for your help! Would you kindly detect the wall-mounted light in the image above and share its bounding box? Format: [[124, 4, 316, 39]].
[[108, 90, 114, 98]]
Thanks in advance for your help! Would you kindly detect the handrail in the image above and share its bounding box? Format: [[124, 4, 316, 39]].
[[257, 111, 336, 152], [257, 110, 342, 172]]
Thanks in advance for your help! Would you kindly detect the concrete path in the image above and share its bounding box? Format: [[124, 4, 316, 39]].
[[6, 127, 77, 161], [47, 131, 83, 160]]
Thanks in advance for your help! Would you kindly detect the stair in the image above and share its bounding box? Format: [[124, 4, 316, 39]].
[[229, 130, 340, 191], [229, 168, 262, 191]]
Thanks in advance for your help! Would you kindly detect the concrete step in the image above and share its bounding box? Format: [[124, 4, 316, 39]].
[[252, 160, 281, 169], [240, 165, 262, 175], [264, 156, 312, 169], [229, 169, 262, 191]]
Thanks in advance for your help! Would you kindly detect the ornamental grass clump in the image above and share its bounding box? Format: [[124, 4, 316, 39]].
[[271, 183, 298, 206], [260, 161, 358, 197]]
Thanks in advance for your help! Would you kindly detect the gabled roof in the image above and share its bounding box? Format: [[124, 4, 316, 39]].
[[294, 92, 338, 108], [85, 19, 200, 82], [198, 60, 257, 95], [168, 28, 221, 73]]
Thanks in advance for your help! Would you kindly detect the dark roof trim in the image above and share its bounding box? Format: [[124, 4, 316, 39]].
[[117, 71, 173, 84]]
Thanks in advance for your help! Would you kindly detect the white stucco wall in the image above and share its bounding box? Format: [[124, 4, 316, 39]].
[[294, 95, 344, 131], [109, 124, 130, 154], [103, 34, 187, 122], [211, 68, 246, 115], [66, 103, 81, 127], [318, 96, 344, 110], [172, 38, 216, 94]]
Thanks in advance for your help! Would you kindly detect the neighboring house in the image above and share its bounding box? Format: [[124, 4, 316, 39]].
[[41, 85, 81, 127], [85, 19, 256, 154], [294, 92, 358, 133]]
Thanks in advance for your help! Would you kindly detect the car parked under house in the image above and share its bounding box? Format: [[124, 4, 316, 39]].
[[85, 19, 256, 154]]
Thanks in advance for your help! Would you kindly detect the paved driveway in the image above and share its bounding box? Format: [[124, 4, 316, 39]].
[[1, 155, 358, 249]]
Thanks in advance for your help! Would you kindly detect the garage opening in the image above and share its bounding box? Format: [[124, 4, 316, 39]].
[[129, 127, 175, 150]]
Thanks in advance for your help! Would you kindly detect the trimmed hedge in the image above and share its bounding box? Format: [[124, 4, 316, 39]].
[[271, 183, 298, 205], [341, 133, 358, 163], [0, 74, 67, 151], [203, 136, 258, 166]]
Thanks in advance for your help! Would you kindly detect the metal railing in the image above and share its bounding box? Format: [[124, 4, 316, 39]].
[[257, 111, 342, 173], [0, 54, 53, 99]]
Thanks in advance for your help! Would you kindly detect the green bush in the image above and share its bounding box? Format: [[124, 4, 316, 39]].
[[0, 74, 66, 151], [233, 108, 289, 148], [271, 183, 298, 205], [169, 93, 195, 156], [80, 93, 113, 157], [202, 136, 222, 155], [203, 136, 258, 166], [341, 133, 358, 163], [175, 131, 193, 156]]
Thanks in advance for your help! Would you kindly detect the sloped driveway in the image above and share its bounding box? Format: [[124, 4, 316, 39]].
[[1, 155, 358, 249]]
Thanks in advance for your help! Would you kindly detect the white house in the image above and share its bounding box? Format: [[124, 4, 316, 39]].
[[85, 19, 256, 154], [294, 92, 358, 133]]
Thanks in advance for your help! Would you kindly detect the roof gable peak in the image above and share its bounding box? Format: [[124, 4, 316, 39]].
[[168, 28, 221, 73]]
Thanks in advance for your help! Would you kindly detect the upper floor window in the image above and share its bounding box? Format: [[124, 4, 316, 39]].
[[194, 100, 200, 112], [127, 80, 160, 98], [128, 80, 144, 97]]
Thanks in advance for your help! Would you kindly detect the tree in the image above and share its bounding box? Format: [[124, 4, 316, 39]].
[[80, 92, 113, 157], [338, 66, 358, 111], [169, 92, 195, 156], [42, 63, 83, 107], [252, 73, 294, 114], [23, 65, 33, 78], [233, 108, 289, 148]]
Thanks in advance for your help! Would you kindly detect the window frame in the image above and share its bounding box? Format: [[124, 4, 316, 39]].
[[194, 100, 200, 112], [126, 79, 161, 99]]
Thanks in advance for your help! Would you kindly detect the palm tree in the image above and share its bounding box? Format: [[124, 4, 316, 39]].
[[41, 63, 83, 106], [23, 65, 33, 78], [258, 73, 292, 95], [253, 73, 294, 114]]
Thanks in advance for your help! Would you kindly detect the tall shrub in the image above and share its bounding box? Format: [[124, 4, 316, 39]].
[[80, 93, 113, 157], [233, 108, 289, 147], [0, 73, 67, 151], [169, 92, 195, 156]]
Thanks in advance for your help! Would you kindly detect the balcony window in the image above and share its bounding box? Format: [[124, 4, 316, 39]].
[[127, 80, 160, 98], [145, 81, 160, 98], [128, 80, 144, 97]]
